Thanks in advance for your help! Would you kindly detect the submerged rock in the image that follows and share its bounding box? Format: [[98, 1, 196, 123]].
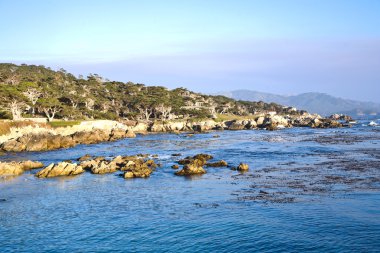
[[193, 153, 213, 161], [36, 162, 84, 178], [171, 164, 179, 169], [206, 160, 228, 167], [78, 154, 92, 161]]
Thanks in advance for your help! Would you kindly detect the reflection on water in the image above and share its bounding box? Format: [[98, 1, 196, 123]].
[[1, 122, 380, 252]]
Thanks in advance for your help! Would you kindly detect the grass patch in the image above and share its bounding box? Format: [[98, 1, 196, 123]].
[[48, 120, 81, 128]]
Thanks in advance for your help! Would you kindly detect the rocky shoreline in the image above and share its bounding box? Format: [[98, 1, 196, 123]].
[[0, 152, 245, 178], [0, 114, 345, 153]]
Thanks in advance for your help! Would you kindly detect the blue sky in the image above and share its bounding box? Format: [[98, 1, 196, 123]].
[[1, 0, 379, 102]]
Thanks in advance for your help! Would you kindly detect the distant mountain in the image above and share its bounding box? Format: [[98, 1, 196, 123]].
[[216, 90, 380, 117]]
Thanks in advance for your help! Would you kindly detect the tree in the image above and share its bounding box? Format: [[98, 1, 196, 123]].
[[85, 97, 95, 110], [23, 88, 41, 114], [136, 104, 154, 121], [37, 98, 62, 121], [156, 104, 172, 119], [9, 100, 24, 120]]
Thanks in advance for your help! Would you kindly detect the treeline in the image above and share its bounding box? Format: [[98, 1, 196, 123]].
[[0, 63, 298, 121]]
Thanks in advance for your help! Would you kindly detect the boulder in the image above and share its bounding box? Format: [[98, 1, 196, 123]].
[[121, 158, 156, 178], [236, 163, 249, 172], [80, 159, 99, 170], [269, 115, 290, 127], [123, 163, 152, 178], [1, 139, 26, 152], [123, 167, 152, 178], [175, 163, 206, 176], [226, 120, 245, 130], [256, 116, 265, 126], [178, 154, 213, 166], [329, 114, 352, 121], [91, 161, 117, 174], [36, 162, 84, 178], [171, 164, 179, 169]]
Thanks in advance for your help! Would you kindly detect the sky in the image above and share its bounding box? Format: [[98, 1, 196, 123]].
[[0, 0, 379, 102]]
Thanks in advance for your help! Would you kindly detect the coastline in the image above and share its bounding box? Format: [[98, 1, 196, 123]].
[[0, 113, 344, 153]]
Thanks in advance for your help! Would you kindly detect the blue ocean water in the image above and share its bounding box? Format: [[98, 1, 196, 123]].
[[1, 120, 380, 252]]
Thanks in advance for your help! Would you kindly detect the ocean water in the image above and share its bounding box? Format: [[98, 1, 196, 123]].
[[1, 120, 380, 252]]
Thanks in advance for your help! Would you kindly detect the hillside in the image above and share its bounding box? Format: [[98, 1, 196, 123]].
[[218, 90, 380, 116], [0, 64, 302, 121]]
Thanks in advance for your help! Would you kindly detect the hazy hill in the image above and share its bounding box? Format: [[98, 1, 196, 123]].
[[217, 90, 380, 116]]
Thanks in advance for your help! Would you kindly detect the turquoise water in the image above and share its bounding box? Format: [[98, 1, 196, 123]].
[[1, 121, 380, 252]]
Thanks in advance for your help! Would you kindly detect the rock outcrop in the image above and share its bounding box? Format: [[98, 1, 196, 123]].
[[122, 159, 156, 179], [19, 160, 44, 170], [0, 115, 345, 153], [0, 128, 136, 152], [123, 166, 152, 178], [36, 162, 84, 178], [175, 163, 206, 176], [0, 162, 24, 176], [0, 160, 44, 176]]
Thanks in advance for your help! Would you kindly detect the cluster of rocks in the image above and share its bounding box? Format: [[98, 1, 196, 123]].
[[0, 129, 136, 152], [328, 114, 353, 122], [174, 153, 248, 176], [0, 160, 44, 176], [1, 152, 249, 179], [35, 154, 158, 179], [148, 115, 343, 133]]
